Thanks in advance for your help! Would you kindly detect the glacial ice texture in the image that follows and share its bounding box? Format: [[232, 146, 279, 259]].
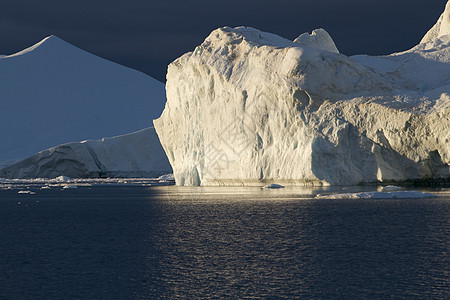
[[0, 36, 166, 169], [0, 127, 172, 179], [154, 3, 450, 186]]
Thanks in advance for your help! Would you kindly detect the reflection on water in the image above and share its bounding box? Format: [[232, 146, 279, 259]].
[[0, 186, 449, 298], [144, 186, 449, 299]]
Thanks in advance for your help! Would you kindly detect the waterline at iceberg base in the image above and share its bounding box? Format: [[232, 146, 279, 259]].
[[154, 2, 450, 186]]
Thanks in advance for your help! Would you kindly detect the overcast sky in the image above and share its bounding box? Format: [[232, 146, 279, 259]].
[[0, 0, 446, 82]]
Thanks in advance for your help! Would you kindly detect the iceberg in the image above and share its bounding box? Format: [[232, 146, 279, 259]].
[[0, 35, 166, 170], [263, 183, 285, 189], [154, 1, 450, 186], [0, 127, 171, 179], [378, 185, 402, 192]]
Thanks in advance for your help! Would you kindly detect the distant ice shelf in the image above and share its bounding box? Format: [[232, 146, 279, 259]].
[[0, 174, 175, 190], [315, 191, 438, 199]]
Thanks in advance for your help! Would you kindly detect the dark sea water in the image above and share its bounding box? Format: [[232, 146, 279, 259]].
[[1, 185, 449, 299]]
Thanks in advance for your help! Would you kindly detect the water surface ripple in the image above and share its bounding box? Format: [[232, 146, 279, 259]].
[[1, 186, 448, 298]]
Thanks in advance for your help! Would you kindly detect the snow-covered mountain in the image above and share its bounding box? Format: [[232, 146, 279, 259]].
[[0, 35, 166, 169], [154, 1, 450, 186]]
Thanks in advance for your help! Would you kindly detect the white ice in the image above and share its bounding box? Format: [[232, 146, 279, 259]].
[[0, 127, 172, 179], [155, 1, 450, 186], [315, 191, 437, 199], [0, 35, 166, 170]]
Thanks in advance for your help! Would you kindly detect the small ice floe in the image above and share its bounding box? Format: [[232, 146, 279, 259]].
[[18, 190, 36, 195], [263, 183, 285, 189], [378, 185, 403, 192], [316, 191, 437, 199], [62, 184, 77, 189], [40, 185, 51, 190], [157, 173, 175, 182], [51, 175, 72, 183], [74, 183, 92, 187]]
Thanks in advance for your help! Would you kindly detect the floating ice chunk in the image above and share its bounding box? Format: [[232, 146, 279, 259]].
[[379, 185, 403, 192], [263, 184, 285, 189], [51, 176, 72, 183], [62, 184, 77, 189], [18, 190, 36, 195], [157, 173, 175, 181], [315, 191, 437, 199]]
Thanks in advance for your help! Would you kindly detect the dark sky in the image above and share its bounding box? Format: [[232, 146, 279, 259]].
[[0, 0, 446, 82]]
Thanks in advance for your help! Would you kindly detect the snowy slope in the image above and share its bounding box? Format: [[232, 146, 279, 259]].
[[0, 36, 166, 168], [0, 127, 172, 179], [154, 1, 450, 186]]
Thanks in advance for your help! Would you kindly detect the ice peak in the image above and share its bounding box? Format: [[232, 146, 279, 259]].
[[40, 35, 65, 44], [420, 0, 450, 44], [204, 26, 297, 48], [202, 27, 340, 54], [293, 28, 339, 53], [5, 35, 74, 58]]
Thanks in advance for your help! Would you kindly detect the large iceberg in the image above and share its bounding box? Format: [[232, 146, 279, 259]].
[[154, 1, 450, 186], [0, 127, 171, 179], [0, 35, 166, 169]]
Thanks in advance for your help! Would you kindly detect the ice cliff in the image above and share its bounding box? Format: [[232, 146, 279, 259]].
[[0, 35, 166, 169], [154, 1, 450, 186], [0, 36, 170, 178]]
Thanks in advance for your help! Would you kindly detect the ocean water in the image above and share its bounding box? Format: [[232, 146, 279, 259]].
[[1, 185, 449, 299]]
